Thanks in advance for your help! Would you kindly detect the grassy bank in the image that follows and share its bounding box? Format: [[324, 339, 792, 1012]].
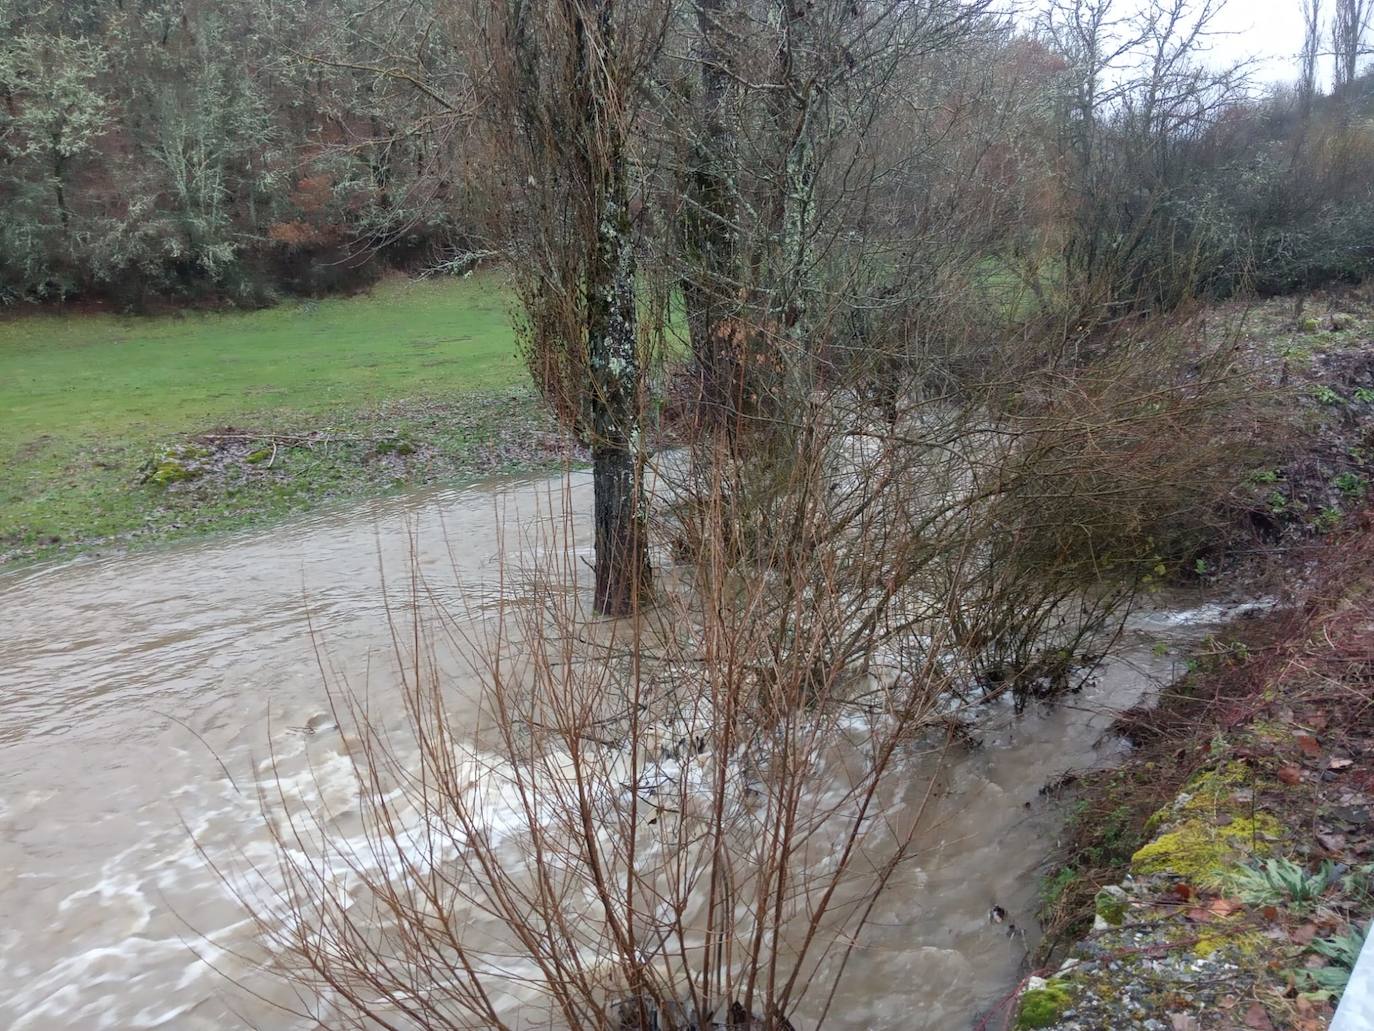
[[0, 275, 580, 564], [4, 279, 1372, 568]]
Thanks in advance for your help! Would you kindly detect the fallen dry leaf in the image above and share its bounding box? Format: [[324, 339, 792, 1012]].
[[1209, 897, 1243, 917], [1317, 831, 1347, 851], [1279, 764, 1304, 785], [1186, 907, 1211, 922], [1296, 734, 1323, 758], [1244, 1002, 1276, 1030], [1290, 922, 1318, 945], [1295, 994, 1332, 1020], [1329, 757, 1354, 770], [1170, 1013, 1200, 1031]]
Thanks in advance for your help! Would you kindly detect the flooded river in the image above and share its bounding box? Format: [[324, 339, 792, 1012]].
[[0, 471, 1235, 1029]]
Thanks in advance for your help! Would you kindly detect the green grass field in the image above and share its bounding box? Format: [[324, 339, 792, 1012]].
[[0, 275, 556, 563]]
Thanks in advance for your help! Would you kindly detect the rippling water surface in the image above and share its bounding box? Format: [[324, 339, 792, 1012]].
[[0, 471, 1227, 1029]]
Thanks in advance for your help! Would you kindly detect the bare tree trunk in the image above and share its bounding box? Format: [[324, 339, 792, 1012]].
[[591, 438, 644, 615], [52, 151, 70, 230], [1332, 0, 1372, 90], [682, 0, 740, 433], [1301, 0, 1323, 116], [575, 0, 650, 615]]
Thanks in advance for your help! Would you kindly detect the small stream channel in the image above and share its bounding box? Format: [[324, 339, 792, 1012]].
[[0, 470, 1253, 1029]]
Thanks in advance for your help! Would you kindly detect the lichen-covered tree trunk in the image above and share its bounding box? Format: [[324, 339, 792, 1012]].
[[777, 101, 816, 352], [767, 0, 821, 421], [576, 0, 650, 616], [585, 164, 648, 615]]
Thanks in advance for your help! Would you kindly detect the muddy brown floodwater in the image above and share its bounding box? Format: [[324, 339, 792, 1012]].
[[0, 470, 1247, 1029]]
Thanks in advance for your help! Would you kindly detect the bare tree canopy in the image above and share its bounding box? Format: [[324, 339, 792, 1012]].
[[1332, 0, 1373, 88]]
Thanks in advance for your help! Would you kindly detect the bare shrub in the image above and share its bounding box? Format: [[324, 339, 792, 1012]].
[[220, 460, 969, 1029], [211, 284, 1274, 1027], [947, 316, 1270, 704]]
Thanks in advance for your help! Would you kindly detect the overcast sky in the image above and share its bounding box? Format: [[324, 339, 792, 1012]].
[[1019, 1, 1331, 88], [1207, 0, 1311, 85]]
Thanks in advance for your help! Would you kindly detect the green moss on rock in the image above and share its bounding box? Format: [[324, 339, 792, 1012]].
[[1143, 762, 1249, 833], [147, 459, 200, 486], [143, 443, 211, 487], [1017, 980, 1073, 1029], [1094, 885, 1128, 926], [1132, 761, 1282, 886], [1193, 927, 1264, 958], [1131, 813, 1280, 886]]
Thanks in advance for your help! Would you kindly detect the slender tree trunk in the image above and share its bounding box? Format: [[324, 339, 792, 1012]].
[[54, 177, 70, 229], [576, 0, 650, 615], [1332, 0, 1372, 91], [769, 0, 821, 414], [1300, 0, 1322, 118], [53, 152, 70, 230], [682, 0, 740, 433]]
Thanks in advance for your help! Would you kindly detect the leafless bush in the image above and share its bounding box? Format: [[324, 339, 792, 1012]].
[[934, 315, 1269, 706], [218, 456, 971, 1029], [212, 289, 1272, 1026]]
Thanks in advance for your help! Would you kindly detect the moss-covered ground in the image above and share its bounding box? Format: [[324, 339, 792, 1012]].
[[0, 274, 580, 564]]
